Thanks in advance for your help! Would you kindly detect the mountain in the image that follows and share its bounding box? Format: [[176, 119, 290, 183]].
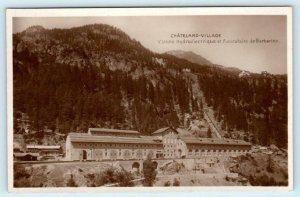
[[166, 50, 212, 66], [13, 24, 288, 148], [166, 50, 243, 75], [13, 24, 208, 136]]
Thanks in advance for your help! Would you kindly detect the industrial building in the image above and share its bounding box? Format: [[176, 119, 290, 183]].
[[66, 127, 251, 161]]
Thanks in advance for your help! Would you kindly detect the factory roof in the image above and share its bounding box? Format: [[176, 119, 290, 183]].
[[26, 145, 61, 149], [88, 128, 140, 135], [181, 137, 251, 146], [152, 127, 178, 135], [14, 153, 39, 157], [68, 133, 163, 145]]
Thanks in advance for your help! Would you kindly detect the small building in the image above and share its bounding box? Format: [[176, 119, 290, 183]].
[[26, 145, 61, 159], [239, 70, 251, 78], [14, 153, 39, 161], [261, 71, 272, 77], [182, 68, 191, 73], [13, 142, 23, 153]]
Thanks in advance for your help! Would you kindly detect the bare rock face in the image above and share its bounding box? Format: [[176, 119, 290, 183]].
[[227, 153, 288, 186], [166, 50, 212, 66], [24, 25, 45, 34], [160, 160, 186, 175]]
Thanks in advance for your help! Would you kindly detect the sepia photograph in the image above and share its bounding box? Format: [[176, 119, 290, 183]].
[[6, 7, 292, 192]]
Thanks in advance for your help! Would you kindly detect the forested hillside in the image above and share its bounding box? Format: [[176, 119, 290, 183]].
[[13, 24, 204, 136], [198, 71, 287, 147], [13, 24, 288, 148]]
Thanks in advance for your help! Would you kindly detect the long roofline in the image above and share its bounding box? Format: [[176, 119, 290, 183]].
[[88, 128, 140, 134], [181, 137, 251, 146], [26, 145, 61, 149], [152, 127, 178, 134], [68, 133, 163, 145]]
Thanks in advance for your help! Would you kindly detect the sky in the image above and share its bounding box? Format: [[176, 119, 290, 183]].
[[13, 16, 287, 74]]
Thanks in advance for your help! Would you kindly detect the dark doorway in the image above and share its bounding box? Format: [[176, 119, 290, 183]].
[[82, 150, 87, 160], [132, 162, 140, 169], [178, 149, 182, 157], [153, 161, 158, 169], [156, 153, 163, 159], [132, 162, 140, 174]]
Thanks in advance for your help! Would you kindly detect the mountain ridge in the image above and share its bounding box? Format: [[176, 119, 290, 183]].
[[166, 50, 212, 65]]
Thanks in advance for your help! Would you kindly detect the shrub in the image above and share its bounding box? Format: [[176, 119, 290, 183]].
[[115, 169, 134, 187], [225, 175, 230, 181], [173, 178, 180, 186], [260, 175, 270, 186], [14, 165, 32, 187], [85, 173, 96, 187], [248, 175, 255, 185], [105, 168, 116, 183], [14, 165, 31, 179], [67, 174, 78, 187], [14, 177, 32, 187], [142, 155, 157, 186], [269, 177, 276, 185], [94, 174, 107, 186], [283, 171, 288, 180], [93, 167, 134, 187], [267, 156, 275, 173], [164, 181, 171, 186], [266, 166, 274, 173]]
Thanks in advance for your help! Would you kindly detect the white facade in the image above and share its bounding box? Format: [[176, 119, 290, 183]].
[[66, 127, 251, 161]]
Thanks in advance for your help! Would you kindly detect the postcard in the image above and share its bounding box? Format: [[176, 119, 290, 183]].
[[6, 7, 293, 192]]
